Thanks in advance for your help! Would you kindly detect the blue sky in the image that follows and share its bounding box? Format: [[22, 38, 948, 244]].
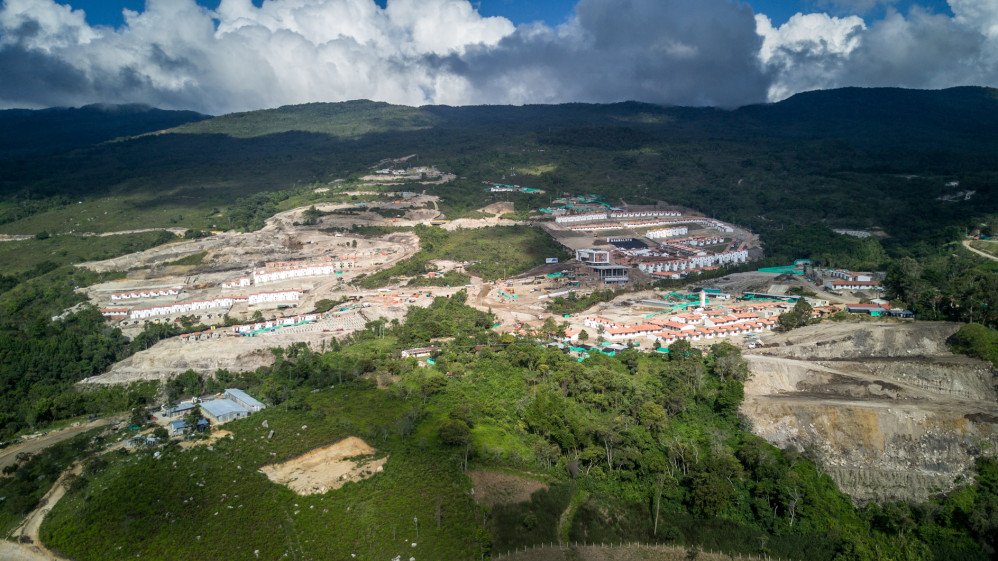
[[49, 0, 957, 29]]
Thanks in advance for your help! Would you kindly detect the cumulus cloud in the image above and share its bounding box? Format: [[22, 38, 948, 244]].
[[0, 0, 772, 112], [759, 0, 998, 101], [0, 0, 997, 113]]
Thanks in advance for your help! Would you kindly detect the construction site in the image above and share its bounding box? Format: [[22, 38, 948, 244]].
[[74, 187, 907, 384]]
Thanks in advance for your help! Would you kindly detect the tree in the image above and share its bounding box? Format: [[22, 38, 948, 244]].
[[578, 329, 589, 342], [638, 401, 668, 435], [438, 419, 470, 446], [778, 299, 813, 331]]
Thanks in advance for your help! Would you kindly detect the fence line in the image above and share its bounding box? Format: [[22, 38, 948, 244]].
[[490, 541, 786, 560]]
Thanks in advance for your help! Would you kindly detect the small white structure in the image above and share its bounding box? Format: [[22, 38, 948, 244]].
[[221, 278, 251, 289]]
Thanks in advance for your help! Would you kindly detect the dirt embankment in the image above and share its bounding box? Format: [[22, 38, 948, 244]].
[[260, 436, 386, 495], [742, 321, 998, 503]]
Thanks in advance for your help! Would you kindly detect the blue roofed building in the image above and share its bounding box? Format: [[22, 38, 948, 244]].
[[168, 419, 188, 436], [224, 388, 267, 412], [200, 398, 249, 425], [162, 402, 195, 417]]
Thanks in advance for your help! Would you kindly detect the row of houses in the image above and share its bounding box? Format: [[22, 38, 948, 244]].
[[128, 290, 302, 319], [668, 235, 725, 247], [645, 226, 689, 239], [623, 219, 688, 229], [636, 250, 749, 273], [569, 223, 622, 232], [555, 212, 609, 224], [253, 263, 348, 285], [110, 287, 180, 300], [826, 280, 883, 291], [230, 313, 321, 334], [580, 309, 781, 344], [654, 318, 779, 344], [609, 210, 681, 218], [101, 308, 129, 319]]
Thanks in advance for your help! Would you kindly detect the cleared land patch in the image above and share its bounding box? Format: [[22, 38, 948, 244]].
[[468, 469, 549, 507], [259, 436, 387, 495]]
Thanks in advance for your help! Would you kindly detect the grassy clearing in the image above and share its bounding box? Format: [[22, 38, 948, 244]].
[[41, 383, 485, 561], [517, 164, 557, 176], [0, 231, 177, 274], [357, 225, 570, 288], [163, 250, 208, 267]]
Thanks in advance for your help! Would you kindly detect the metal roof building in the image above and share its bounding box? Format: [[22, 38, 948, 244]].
[[200, 398, 249, 424], [224, 388, 266, 412]]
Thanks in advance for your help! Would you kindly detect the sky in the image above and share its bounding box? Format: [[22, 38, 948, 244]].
[[0, 0, 993, 114]]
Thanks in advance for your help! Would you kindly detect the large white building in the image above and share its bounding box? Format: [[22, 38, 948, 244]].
[[554, 212, 608, 224]]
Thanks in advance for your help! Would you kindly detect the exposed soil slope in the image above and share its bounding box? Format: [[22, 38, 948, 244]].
[[742, 321, 998, 502]]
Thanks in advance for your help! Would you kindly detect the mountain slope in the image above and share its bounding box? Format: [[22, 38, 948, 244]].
[[0, 104, 209, 159]]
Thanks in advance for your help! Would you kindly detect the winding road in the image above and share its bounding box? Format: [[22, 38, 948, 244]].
[[963, 239, 998, 262]]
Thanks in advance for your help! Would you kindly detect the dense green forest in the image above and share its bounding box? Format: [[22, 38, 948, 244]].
[[0, 232, 184, 440], [34, 295, 998, 561]]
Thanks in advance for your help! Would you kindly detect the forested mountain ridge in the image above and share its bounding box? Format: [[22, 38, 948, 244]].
[[0, 104, 209, 159]]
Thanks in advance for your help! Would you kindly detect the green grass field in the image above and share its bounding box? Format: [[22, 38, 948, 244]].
[[0, 231, 177, 274], [42, 383, 485, 561], [357, 225, 571, 287]]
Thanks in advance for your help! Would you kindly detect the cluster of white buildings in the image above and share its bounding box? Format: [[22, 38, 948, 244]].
[[110, 287, 180, 301], [609, 210, 681, 219], [636, 249, 749, 274], [555, 212, 609, 224], [646, 226, 689, 239], [128, 290, 302, 320]]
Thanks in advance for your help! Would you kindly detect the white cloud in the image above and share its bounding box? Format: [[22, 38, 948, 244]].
[[1, 0, 997, 113], [758, 0, 998, 101]]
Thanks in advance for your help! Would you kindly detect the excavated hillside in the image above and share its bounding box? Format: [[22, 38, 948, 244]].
[[742, 321, 998, 503]]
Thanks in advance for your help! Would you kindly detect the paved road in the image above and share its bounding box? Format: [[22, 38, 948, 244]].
[[963, 240, 998, 262]]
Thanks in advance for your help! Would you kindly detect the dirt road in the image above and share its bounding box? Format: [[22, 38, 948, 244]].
[[963, 239, 998, 262], [0, 419, 109, 471]]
